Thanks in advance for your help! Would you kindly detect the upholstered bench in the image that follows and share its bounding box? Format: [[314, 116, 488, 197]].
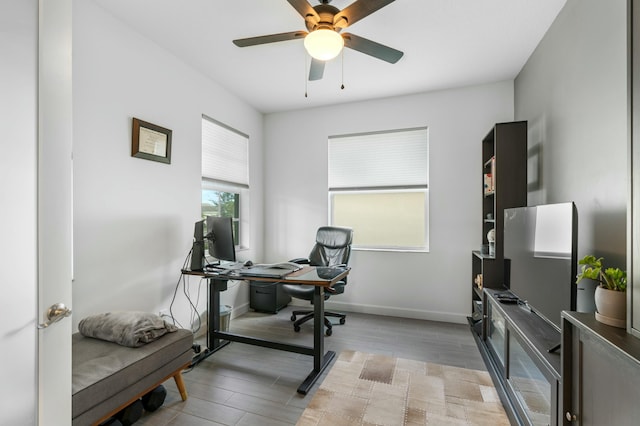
[[72, 328, 193, 425]]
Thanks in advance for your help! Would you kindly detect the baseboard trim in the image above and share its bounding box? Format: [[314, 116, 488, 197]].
[[231, 302, 250, 318], [192, 302, 251, 339], [312, 300, 468, 324]]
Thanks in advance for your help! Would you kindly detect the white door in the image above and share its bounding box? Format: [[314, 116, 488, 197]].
[[1, 1, 72, 424], [38, 0, 73, 424], [1, 0, 40, 423]]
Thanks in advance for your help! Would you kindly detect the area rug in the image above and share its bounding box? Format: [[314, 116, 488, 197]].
[[297, 350, 509, 426]]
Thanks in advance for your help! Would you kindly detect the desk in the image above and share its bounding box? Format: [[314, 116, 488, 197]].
[[181, 265, 350, 395]]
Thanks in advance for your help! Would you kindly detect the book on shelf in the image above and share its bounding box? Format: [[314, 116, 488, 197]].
[[484, 173, 493, 195], [490, 156, 496, 192]]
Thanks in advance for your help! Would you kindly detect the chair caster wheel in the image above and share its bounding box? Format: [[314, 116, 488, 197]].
[[339, 318, 346, 325], [290, 314, 296, 321], [294, 325, 301, 332], [325, 328, 332, 336]]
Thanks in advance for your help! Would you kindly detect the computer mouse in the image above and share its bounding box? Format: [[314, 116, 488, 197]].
[[244, 260, 253, 267]]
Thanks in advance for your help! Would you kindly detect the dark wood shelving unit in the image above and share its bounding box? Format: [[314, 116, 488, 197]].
[[468, 121, 552, 425], [470, 121, 528, 322], [562, 312, 640, 425], [474, 289, 562, 426]]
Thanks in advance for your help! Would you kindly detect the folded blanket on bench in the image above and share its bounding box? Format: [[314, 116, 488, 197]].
[[78, 311, 178, 348]]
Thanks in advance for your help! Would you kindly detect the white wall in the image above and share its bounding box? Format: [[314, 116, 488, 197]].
[[264, 81, 514, 323], [1, 1, 38, 423], [72, 0, 264, 329], [514, 0, 628, 309]]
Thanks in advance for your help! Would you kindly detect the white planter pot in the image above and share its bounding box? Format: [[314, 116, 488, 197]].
[[594, 286, 627, 328]]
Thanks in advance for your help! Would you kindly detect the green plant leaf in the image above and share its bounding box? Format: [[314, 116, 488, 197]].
[[604, 267, 627, 291], [576, 255, 626, 291]]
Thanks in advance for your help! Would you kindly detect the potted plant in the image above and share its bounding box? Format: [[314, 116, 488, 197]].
[[576, 255, 627, 328]]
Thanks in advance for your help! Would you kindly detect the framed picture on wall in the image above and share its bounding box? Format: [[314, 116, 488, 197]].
[[131, 117, 172, 164]]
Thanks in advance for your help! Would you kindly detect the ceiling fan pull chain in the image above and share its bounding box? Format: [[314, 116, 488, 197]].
[[341, 48, 345, 90], [304, 49, 309, 98]]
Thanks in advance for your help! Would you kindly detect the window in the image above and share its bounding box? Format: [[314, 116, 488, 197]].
[[201, 115, 249, 249], [328, 127, 429, 251]]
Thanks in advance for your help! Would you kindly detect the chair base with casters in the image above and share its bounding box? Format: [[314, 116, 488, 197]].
[[283, 283, 347, 336], [290, 309, 346, 336], [282, 226, 353, 336]]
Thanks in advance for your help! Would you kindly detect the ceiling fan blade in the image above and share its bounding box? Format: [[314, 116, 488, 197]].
[[308, 58, 325, 81], [342, 33, 403, 64], [233, 31, 307, 47], [334, 0, 395, 29], [287, 0, 319, 22]]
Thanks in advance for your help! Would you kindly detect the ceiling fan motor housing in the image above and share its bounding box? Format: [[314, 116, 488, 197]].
[[306, 4, 343, 32]]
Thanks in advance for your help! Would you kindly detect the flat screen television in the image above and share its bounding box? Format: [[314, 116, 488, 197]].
[[503, 202, 578, 331], [205, 216, 236, 264]]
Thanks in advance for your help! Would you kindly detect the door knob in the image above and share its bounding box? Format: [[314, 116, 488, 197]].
[[565, 411, 577, 422], [37, 302, 71, 329]]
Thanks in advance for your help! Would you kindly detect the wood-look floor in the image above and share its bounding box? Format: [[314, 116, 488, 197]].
[[135, 306, 486, 426]]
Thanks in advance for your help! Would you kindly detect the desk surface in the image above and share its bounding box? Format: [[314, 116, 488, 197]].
[[181, 265, 350, 288]]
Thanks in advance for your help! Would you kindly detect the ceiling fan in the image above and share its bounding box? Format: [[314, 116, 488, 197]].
[[232, 0, 404, 81]]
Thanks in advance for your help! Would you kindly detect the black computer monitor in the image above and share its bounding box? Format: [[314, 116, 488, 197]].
[[205, 216, 236, 263]]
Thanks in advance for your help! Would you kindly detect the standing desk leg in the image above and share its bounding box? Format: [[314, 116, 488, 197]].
[[208, 278, 229, 351], [297, 286, 335, 394], [191, 277, 229, 367], [314, 286, 324, 371]]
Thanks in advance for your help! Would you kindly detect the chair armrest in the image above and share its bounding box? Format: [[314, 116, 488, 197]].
[[328, 280, 346, 294], [289, 258, 310, 264]]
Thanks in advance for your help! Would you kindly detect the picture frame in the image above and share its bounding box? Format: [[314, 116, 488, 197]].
[[131, 117, 172, 164]]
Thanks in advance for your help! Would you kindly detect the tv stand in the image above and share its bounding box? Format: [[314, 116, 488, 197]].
[[469, 289, 561, 425]]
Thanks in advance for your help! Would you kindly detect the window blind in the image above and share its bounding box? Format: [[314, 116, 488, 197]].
[[328, 127, 428, 190], [202, 115, 249, 187]]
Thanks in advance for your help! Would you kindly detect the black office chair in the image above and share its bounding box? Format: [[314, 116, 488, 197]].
[[282, 226, 353, 336]]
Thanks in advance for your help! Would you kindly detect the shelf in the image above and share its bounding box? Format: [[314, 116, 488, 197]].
[[562, 311, 640, 364], [473, 286, 483, 300], [472, 250, 495, 260], [473, 299, 482, 311], [474, 121, 527, 324]]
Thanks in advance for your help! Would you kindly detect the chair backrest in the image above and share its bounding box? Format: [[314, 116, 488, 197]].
[[308, 226, 353, 267]]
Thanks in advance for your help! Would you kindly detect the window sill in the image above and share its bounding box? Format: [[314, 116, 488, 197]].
[[352, 247, 429, 253]]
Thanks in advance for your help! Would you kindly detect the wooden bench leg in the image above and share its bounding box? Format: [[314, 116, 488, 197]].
[[173, 371, 188, 401]]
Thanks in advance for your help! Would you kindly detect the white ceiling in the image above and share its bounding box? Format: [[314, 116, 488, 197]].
[[91, 0, 566, 114]]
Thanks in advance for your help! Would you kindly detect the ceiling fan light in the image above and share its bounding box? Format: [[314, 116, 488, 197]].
[[304, 29, 344, 61]]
